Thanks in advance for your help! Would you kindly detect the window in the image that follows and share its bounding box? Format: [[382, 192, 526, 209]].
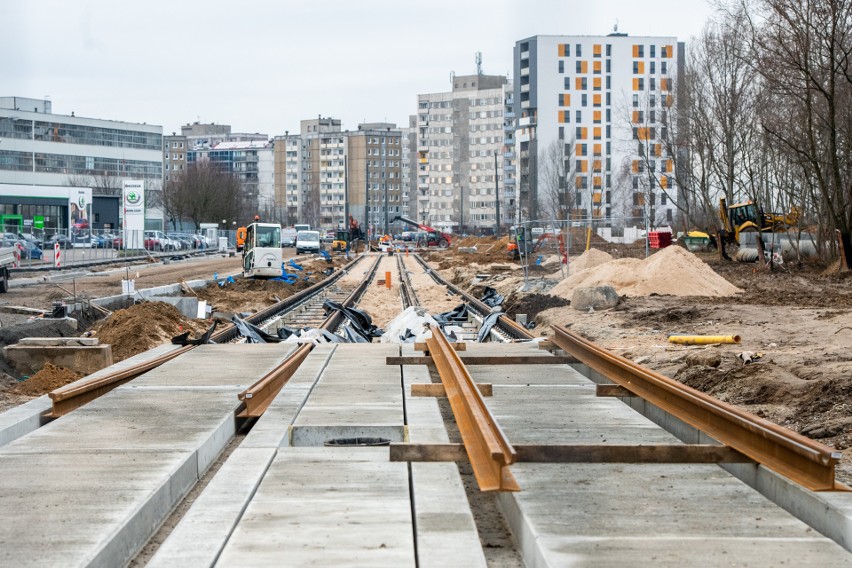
[[606, 76, 611, 89], [651, 45, 656, 58], [650, 61, 656, 74], [558, 43, 569, 57], [661, 193, 667, 205], [632, 94, 639, 107], [632, 44, 644, 58], [606, 59, 611, 73], [633, 78, 644, 90], [593, 77, 602, 90], [650, 78, 657, 91], [593, 93, 602, 107], [559, 93, 571, 106], [606, 44, 612, 57], [575, 77, 587, 90], [633, 61, 645, 74], [593, 60, 602, 74], [576, 43, 582, 57], [606, 109, 611, 123], [662, 61, 668, 74], [650, 95, 657, 107], [593, 44, 602, 57], [576, 110, 582, 122], [581, 94, 588, 106], [564, 77, 571, 89], [593, 127, 601, 140], [593, 110, 601, 124], [559, 60, 564, 73], [650, 110, 656, 124]]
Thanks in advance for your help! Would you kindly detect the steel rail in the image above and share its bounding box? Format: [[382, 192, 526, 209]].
[[396, 253, 419, 309], [237, 254, 382, 417], [550, 324, 845, 491], [411, 254, 533, 340], [425, 322, 520, 492], [48, 255, 366, 417]]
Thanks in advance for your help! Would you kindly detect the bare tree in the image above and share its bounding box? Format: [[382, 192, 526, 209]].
[[741, 0, 852, 269], [538, 137, 576, 220], [168, 161, 245, 230]]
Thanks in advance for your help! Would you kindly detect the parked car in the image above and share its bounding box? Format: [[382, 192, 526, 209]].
[[46, 234, 73, 249], [144, 230, 177, 251], [295, 230, 322, 254], [2, 238, 42, 260]]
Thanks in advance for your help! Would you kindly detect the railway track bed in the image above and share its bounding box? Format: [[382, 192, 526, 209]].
[[1, 252, 852, 566]]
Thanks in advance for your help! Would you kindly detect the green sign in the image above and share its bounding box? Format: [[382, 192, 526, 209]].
[[34, 215, 44, 229]]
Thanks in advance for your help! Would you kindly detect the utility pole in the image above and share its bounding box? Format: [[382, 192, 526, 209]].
[[343, 155, 349, 231], [383, 136, 389, 235], [494, 153, 500, 236], [460, 184, 464, 235], [365, 158, 370, 240]]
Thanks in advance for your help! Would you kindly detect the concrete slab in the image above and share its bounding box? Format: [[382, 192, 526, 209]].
[[458, 351, 852, 566], [291, 344, 404, 446], [216, 447, 416, 567], [0, 342, 296, 567], [0, 448, 196, 568], [401, 361, 486, 568], [0, 342, 181, 448], [4, 342, 113, 375], [150, 345, 336, 566]]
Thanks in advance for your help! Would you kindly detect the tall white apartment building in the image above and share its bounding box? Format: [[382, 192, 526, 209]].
[[416, 74, 515, 233], [513, 34, 683, 227]]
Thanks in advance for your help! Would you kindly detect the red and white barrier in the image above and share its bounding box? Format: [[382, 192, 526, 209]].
[[54, 242, 61, 268]]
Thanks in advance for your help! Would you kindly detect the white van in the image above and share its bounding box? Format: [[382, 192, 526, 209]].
[[295, 230, 322, 254]]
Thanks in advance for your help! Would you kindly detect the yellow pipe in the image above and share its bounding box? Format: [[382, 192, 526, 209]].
[[586, 226, 592, 251], [668, 335, 741, 345]]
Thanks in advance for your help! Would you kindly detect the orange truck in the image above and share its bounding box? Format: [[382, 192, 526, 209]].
[[236, 226, 247, 251]]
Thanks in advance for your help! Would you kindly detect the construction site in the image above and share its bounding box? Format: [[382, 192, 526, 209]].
[[0, 229, 849, 567]]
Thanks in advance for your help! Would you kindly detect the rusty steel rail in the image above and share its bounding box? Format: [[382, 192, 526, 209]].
[[550, 324, 845, 491], [425, 323, 520, 492], [412, 253, 534, 340], [237, 254, 382, 417], [48, 255, 367, 418]]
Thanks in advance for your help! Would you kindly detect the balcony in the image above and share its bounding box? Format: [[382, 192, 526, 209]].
[[520, 67, 529, 76], [521, 51, 530, 60], [518, 116, 536, 128], [521, 84, 530, 93], [503, 122, 514, 132], [503, 164, 516, 173], [504, 111, 515, 119], [504, 151, 515, 159]]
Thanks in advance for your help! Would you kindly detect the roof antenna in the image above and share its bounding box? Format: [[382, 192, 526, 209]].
[[614, 19, 619, 33], [475, 52, 483, 75]]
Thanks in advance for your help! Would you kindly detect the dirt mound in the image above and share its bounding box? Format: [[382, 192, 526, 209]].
[[91, 301, 205, 362], [504, 293, 570, 321], [569, 248, 613, 274], [10, 363, 82, 396], [550, 246, 743, 298]]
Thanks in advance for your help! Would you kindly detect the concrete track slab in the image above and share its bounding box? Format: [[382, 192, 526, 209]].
[[291, 344, 404, 446], [216, 447, 415, 567], [151, 346, 337, 566], [455, 347, 852, 566], [0, 342, 295, 566]]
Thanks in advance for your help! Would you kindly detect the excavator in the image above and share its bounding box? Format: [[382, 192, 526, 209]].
[[331, 215, 364, 252], [718, 198, 798, 243], [715, 197, 799, 259], [390, 216, 451, 248], [507, 226, 567, 263]]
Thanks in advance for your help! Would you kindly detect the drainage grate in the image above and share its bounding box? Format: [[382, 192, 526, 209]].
[[323, 437, 391, 447]]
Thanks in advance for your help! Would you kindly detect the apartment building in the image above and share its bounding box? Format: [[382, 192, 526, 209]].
[[0, 96, 163, 231], [513, 34, 683, 227], [187, 139, 274, 216], [272, 117, 404, 233], [416, 74, 514, 234]]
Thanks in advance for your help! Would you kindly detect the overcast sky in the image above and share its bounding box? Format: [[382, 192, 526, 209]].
[[5, 0, 717, 137]]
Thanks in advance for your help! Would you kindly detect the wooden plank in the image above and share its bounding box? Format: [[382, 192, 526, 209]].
[[390, 443, 467, 462], [537, 340, 555, 350], [387, 355, 577, 366], [414, 341, 466, 352], [390, 443, 753, 464], [411, 382, 493, 397], [596, 384, 635, 398]]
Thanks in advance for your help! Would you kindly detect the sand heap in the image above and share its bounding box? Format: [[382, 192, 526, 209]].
[[91, 301, 206, 362], [568, 248, 614, 274], [550, 246, 742, 298], [10, 363, 82, 396]]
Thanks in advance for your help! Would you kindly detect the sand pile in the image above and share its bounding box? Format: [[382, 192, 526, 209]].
[[91, 301, 206, 362], [550, 246, 742, 298], [10, 363, 82, 396], [568, 248, 614, 274]]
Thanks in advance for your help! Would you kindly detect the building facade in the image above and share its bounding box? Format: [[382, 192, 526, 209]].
[[513, 34, 683, 228], [0, 96, 163, 231], [271, 118, 403, 234], [415, 74, 514, 234]]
